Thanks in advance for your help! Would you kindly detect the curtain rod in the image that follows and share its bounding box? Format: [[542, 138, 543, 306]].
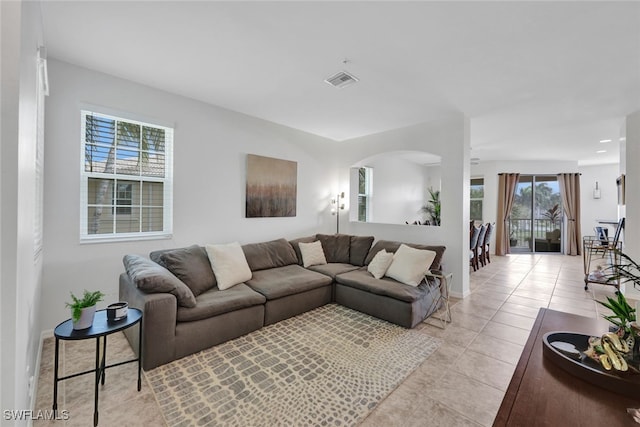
[[497, 173, 582, 175]]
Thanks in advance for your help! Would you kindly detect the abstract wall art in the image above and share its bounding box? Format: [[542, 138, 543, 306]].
[[246, 154, 297, 217]]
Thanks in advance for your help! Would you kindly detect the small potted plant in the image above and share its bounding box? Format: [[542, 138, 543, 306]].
[[66, 290, 105, 330], [595, 292, 636, 339]]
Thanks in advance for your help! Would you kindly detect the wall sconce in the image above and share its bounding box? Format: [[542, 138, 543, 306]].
[[331, 192, 345, 233], [593, 181, 601, 199]]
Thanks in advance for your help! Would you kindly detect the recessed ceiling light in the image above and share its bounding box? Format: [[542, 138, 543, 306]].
[[599, 139, 612, 143], [596, 150, 607, 153]]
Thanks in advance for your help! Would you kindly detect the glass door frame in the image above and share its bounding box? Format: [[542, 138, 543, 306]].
[[509, 174, 563, 254]]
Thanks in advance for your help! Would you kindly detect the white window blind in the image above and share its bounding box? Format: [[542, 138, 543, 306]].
[[80, 110, 173, 242], [34, 50, 48, 258]]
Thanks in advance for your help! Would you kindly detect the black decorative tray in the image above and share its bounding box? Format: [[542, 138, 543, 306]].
[[542, 331, 640, 398]]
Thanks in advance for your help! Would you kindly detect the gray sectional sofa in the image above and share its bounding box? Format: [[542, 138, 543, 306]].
[[119, 234, 446, 370]]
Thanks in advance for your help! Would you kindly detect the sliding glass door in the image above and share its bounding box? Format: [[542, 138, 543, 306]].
[[509, 175, 563, 253]]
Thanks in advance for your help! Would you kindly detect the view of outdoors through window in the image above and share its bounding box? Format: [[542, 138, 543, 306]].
[[357, 167, 371, 222], [82, 111, 172, 239], [509, 175, 562, 253], [470, 178, 484, 224]]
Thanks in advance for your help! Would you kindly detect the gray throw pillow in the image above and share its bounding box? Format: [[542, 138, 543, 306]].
[[159, 245, 216, 297], [317, 234, 351, 264], [123, 254, 196, 308], [349, 235, 374, 266]]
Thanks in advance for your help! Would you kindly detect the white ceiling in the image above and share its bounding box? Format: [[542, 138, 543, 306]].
[[41, 1, 640, 166]]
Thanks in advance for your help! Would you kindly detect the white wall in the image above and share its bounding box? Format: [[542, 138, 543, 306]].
[[339, 116, 471, 298], [357, 156, 428, 224], [41, 60, 337, 331], [1, 0, 45, 418], [577, 163, 620, 239], [623, 111, 640, 300]]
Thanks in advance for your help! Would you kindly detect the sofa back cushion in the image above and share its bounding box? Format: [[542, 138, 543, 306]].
[[349, 235, 374, 266], [289, 235, 318, 265], [242, 238, 298, 272], [123, 254, 197, 308], [316, 234, 351, 263], [364, 240, 446, 271], [150, 245, 216, 297]]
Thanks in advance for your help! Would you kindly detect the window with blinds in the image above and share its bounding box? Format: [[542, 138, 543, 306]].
[[80, 111, 173, 241]]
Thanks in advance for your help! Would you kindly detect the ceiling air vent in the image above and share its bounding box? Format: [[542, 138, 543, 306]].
[[324, 70, 359, 88]]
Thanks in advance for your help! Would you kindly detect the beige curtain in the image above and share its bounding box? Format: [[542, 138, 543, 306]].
[[558, 173, 581, 255], [495, 173, 520, 255]]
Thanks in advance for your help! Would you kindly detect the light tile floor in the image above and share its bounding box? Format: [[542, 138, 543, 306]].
[[361, 254, 622, 427], [34, 254, 620, 426]]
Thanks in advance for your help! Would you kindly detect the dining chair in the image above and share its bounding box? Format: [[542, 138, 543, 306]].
[[475, 224, 487, 268], [470, 225, 481, 271], [481, 222, 495, 265]]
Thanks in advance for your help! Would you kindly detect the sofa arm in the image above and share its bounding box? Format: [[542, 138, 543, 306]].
[[119, 273, 177, 370]]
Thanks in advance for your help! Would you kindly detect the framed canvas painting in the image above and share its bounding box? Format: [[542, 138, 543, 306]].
[[246, 154, 297, 217]]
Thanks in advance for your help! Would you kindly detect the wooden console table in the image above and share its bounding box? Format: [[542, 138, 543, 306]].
[[493, 308, 639, 426]]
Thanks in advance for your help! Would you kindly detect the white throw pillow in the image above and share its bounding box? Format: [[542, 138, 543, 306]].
[[298, 241, 327, 268], [367, 249, 394, 279], [385, 244, 437, 287], [205, 242, 252, 290]]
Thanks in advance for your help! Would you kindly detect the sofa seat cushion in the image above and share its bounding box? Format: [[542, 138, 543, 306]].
[[246, 264, 332, 300], [176, 284, 266, 322], [335, 268, 430, 303], [307, 263, 360, 279]]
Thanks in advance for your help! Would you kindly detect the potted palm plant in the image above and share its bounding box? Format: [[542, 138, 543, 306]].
[[419, 187, 441, 226], [66, 290, 105, 330]]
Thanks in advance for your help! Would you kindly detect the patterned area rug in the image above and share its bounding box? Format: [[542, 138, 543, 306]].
[[146, 304, 440, 426]]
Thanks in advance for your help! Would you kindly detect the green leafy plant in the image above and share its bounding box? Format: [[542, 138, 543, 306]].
[[419, 187, 441, 226], [607, 250, 640, 291], [65, 290, 105, 322], [595, 291, 636, 335], [542, 204, 562, 222]]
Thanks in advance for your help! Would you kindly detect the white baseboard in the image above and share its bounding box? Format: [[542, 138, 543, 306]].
[[449, 290, 470, 299], [28, 329, 54, 427]]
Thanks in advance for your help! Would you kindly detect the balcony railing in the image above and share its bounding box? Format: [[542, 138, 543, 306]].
[[508, 218, 562, 250]]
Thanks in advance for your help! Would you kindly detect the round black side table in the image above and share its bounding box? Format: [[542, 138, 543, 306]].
[[52, 308, 142, 426]]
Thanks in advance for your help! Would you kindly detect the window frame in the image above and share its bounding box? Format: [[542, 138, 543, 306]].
[[80, 110, 173, 243], [470, 177, 484, 223], [357, 167, 372, 222]]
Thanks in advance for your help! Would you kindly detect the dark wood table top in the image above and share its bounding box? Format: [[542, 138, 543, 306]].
[[54, 308, 142, 340], [493, 308, 639, 426]]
